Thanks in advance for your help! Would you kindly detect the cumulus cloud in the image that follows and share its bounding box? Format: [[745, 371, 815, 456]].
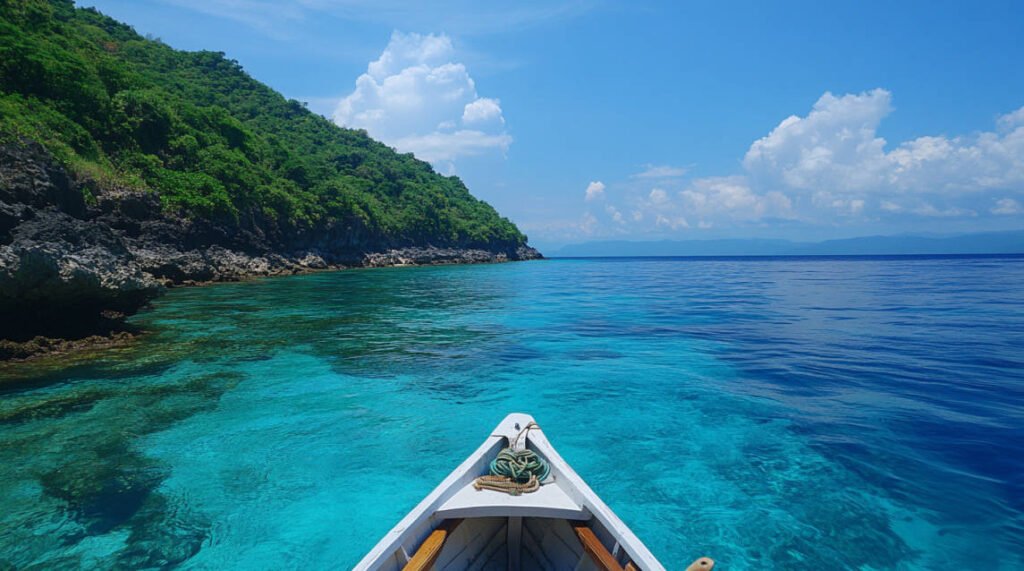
[[333, 31, 511, 165], [998, 108, 1024, 131], [584, 181, 605, 201], [678, 176, 793, 222], [744, 89, 893, 193], [462, 97, 504, 125], [543, 89, 1024, 244], [744, 89, 1024, 200], [609, 89, 1024, 235]]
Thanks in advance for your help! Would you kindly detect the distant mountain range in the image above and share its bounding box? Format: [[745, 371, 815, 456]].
[[553, 231, 1024, 257]]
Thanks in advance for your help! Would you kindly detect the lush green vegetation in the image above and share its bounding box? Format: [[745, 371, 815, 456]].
[[0, 0, 527, 248]]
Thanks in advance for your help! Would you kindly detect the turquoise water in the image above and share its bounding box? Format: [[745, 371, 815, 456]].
[[2, 256, 1023, 569]]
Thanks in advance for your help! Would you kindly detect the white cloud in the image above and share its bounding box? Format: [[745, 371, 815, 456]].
[[809, 191, 866, 217], [462, 97, 504, 125], [998, 108, 1024, 132], [605, 204, 625, 224], [744, 90, 1024, 200], [364, 31, 453, 78], [744, 89, 893, 193], [391, 130, 512, 163], [912, 203, 976, 217], [880, 200, 903, 213], [603, 178, 791, 234], [568, 176, 794, 240], [992, 198, 1023, 215], [333, 31, 510, 166], [678, 176, 793, 221], [538, 89, 1024, 246], [584, 181, 605, 201], [655, 213, 689, 230], [633, 164, 687, 178]]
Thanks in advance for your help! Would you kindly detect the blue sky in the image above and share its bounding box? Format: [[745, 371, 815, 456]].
[[82, 0, 1024, 250]]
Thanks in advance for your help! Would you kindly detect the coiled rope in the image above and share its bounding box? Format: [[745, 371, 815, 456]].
[[473, 422, 550, 495]]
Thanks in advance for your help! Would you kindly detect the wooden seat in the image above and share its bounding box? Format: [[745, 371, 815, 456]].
[[402, 519, 462, 571], [571, 521, 715, 571], [572, 521, 626, 571]]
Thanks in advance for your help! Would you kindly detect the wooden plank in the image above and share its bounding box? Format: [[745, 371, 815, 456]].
[[403, 519, 463, 571], [540, 518, 588, 567], [625, 563, 639, 571], [685, 557, 715, 571], [465, 519, 507, 571], [507, 516, 522, 571], [521, 516, 558, 570], [571, 521, 624, 571]]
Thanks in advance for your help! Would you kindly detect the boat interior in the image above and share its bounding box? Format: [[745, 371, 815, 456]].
[[399, 515, 648, 571]]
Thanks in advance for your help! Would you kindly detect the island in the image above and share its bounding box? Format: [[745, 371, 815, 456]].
[[0, 0, 540, 359]]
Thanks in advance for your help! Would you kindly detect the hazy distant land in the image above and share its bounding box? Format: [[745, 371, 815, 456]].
[[552, 231, 1024, 257]]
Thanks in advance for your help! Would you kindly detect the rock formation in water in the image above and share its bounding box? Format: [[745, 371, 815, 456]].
[[0, 140, 539, 354]]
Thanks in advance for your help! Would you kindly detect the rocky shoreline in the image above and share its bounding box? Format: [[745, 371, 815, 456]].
[[0, 140, 541, 360]]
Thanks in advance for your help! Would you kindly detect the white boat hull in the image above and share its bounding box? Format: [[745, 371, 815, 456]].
[[355, 413, 667, 571]]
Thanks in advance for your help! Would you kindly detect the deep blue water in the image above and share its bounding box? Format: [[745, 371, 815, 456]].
[[1, 256, 1023, 569]]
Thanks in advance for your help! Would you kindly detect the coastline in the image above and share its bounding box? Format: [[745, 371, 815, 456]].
[[0, 247, 542, 363], [0, 140, 541, 361]]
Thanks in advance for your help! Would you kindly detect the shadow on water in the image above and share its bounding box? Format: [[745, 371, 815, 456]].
[[0, 362, 242, 568]]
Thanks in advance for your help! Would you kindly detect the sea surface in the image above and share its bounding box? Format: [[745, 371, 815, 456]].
[[1, 256, 1023, 570]]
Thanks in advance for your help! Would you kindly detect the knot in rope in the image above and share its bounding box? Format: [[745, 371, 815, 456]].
[[490, 448, 550, 484]]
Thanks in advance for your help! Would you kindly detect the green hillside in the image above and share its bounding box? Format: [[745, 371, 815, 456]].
[[0, 0, 527, 248]]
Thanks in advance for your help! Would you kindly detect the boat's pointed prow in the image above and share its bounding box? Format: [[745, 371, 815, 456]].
[[355, 413, 705, 571], [484, 412, 539, 452]]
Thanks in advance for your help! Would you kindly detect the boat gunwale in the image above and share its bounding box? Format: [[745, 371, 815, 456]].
[[354, 412, 666, 571], [354, 424, 507, 570]]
